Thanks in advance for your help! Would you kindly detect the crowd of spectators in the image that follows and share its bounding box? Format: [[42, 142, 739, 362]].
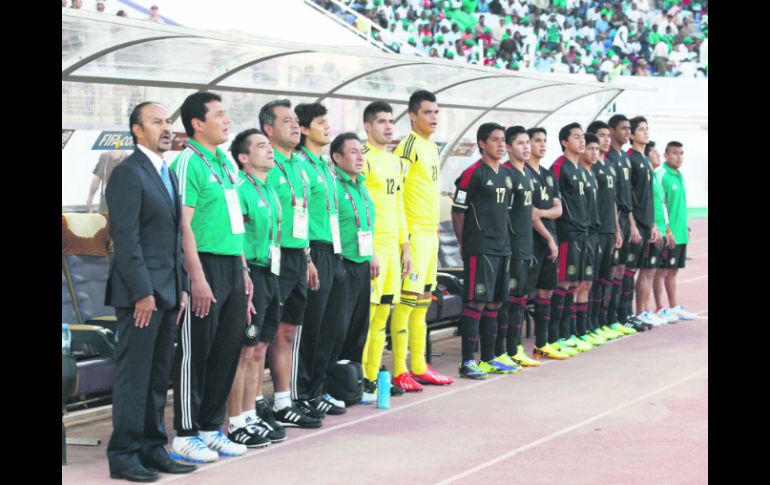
[[314, 0, 708, 82], [64, 0, 162, 21]]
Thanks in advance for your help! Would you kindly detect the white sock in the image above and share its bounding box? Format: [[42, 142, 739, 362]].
[[244, 409, 258, 424], [255, 394, 264, 404], [273, 391, 291, 411], [229, 414, 246, 432]]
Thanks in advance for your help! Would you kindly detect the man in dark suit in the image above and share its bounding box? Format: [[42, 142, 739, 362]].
[[105, 102, 196, 482]]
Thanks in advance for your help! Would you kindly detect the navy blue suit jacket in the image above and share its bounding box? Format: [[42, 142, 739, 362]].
[[104, 148, 187, 310]]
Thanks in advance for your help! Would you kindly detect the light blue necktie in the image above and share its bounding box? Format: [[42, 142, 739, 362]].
[[160, 161, 175, 201]]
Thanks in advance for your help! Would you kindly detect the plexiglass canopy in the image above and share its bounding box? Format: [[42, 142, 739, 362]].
[[63, 9, 650, 162]]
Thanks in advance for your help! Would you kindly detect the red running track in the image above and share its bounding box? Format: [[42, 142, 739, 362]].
[[63, 218, 708, 485]]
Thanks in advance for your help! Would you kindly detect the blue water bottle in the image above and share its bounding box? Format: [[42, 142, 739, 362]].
[[376, 366, 391, 409], [62, 323, 71, 355]]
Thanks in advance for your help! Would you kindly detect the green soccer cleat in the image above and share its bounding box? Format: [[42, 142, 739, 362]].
[[568, 335, 593, 352]]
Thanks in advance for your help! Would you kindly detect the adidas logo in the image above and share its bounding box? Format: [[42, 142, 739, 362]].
[[486, 180, 494, 185], [518, 183, 523, 189], [317, 401, 332, 412], [572, 175, 577, 180]]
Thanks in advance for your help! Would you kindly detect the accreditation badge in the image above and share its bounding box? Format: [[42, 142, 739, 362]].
[[357, 230, 373, 257], [224, 188, 245, 234], [330, 214, 342, 254], [293, 203, 309, 240], [270, 244, 281, 276]]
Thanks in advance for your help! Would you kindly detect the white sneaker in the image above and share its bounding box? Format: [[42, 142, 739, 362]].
[[637, 312, 664, 327], [324, 393, 346, 409], [671, 305, 696, 320], [171, 436, 219, 463], [657, 308, 679, 323], [200, 430, 248, 457]]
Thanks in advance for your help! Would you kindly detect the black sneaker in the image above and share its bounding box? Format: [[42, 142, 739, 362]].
[[228, 424, 271, 448], [624, 316, 648, 332], [295, 399, 326, 419], [360, 378, 376, 404], [273, 404, 323, 429], [311, 395, 346, 415], [255, 398, 287, 443], [390, 384, 405, 397]]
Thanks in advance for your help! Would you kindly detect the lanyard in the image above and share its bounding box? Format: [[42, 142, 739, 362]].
[[275, 155, 308, 209], [340, 178, 371, 229], [184, 142, 235, 186], [245, 173, 281, 245], [302, 148, 339, 213]]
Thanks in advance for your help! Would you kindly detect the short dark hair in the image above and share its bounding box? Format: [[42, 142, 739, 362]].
[[476, 122, 505, 151], [586, 120, 609, 134], [607, 114, 629, 129], [180, 92, 222, 137], [294, 102, 328, 147], [258, 99, 292, 133], [504, 125, 528, 146], [584, 133, 599, 146], [629, 116, 648, 134], [330, 132, 361, 162], [644, 140, 655, 157], [665, 140, 683, 152], [128, 101, 158, 144], [408, 89, 437, 114], [526, 127, 547, 139], [558, 122, 582, 151], [229, 128, 264, 170], [363, 101, 393, 124]]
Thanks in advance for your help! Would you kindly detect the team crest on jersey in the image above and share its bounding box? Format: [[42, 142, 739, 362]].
[[567, 265, 577, 276], [505, 176, 513, 189], [509, 279, 517, 290], [585, 266, 593, 276], [409, 272, 419, 282], [547, 176, 554, 187], [455, 190, 467, 204], [475, 283, 486, 295], [246, 324, 257, 339]]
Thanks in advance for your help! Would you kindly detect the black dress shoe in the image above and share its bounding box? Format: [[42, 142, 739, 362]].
[[140, 455, 197, 474], [110, 465, 160, 482]]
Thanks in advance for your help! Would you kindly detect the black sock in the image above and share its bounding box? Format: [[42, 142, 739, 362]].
[[601, 279, 614, 326], [495, 301, 510, 357], [534, 297, 551, 348], [507, 296, 525, 355], [576, 302, 588, 336], [607, 277, 622, 322], [551, 287, 568, 343], [561, 290, 575, 340], [480, 310, 498, 362], [591, 285, 602, 329], [622, 269, 637, 317], [460, 307, 482, 362]]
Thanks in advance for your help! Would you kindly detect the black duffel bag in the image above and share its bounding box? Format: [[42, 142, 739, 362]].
[[326, 360, 363, 406]]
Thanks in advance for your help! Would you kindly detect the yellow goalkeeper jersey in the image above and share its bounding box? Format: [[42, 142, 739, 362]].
[[362, 141, 408, 249], [393, 131, 441, 232]]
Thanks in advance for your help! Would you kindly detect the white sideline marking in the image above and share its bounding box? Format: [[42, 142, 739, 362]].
[[162, 308, 708, 483], [679, 274, 707, 284], [433, 366, 709, 485]]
